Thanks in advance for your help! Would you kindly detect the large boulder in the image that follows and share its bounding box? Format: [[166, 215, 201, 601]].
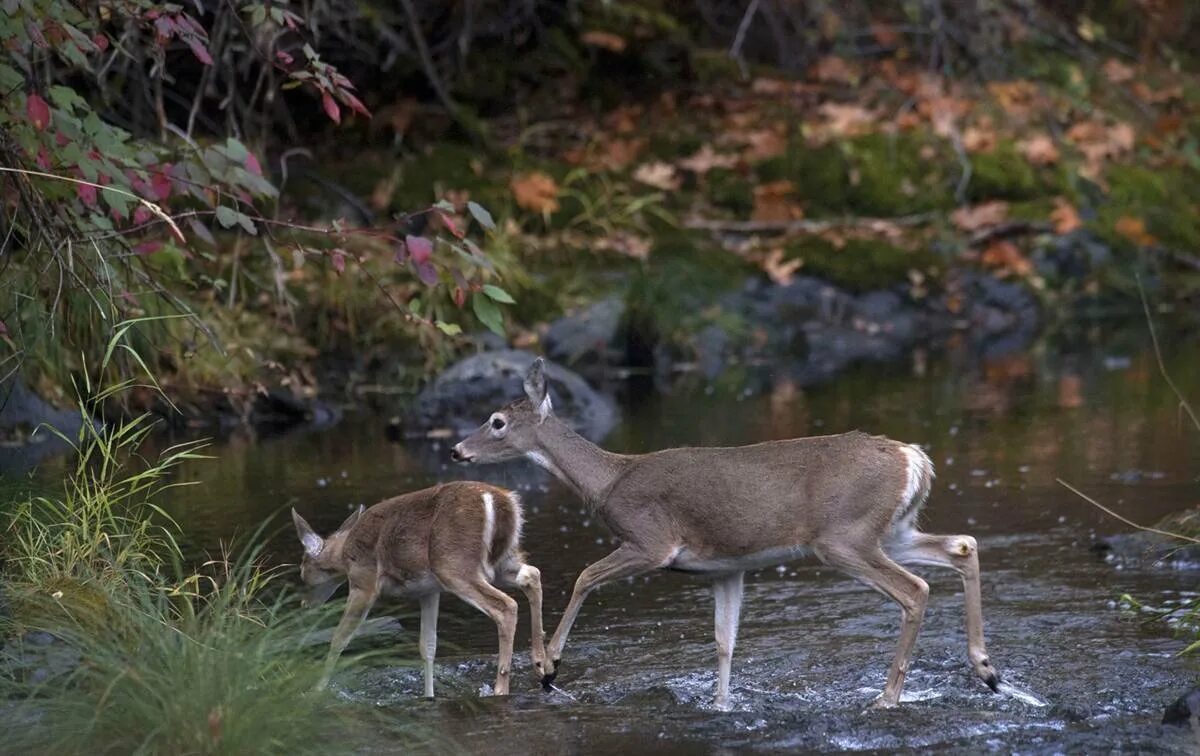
[[543, 296, 625, 370], [0, 375, 90, 475], [411, 350, 617, 441]]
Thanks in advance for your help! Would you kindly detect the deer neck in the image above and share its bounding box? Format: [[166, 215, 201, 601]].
[[528, 416, 624, 504]]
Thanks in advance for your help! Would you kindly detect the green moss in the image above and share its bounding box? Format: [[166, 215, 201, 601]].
[[1094, 164, 1200, 253], [758, 134, 955, 217], [707, 168, 754, 215], [964, 140, 1074, 202], [783, 236, 939, 292]]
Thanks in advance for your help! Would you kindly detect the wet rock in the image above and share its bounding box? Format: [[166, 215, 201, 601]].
[[543, 297, 625, 369], [1163, 686, 1200, 727], [1091, 506, 1200, 569], [250, 388, 341, 432], [0, 375, 91, 476], [411, 350, 617, 440]]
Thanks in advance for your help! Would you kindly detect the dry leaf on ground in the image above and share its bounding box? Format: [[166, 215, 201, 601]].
[[817, 102, 876, 137], [510, 172, 560, 214], [761, 248, 803, 285], [632, 161, 680, 191], [981, 240, 1033, 277], [963, 122, 997, 153], [581, 30, 626, 53], [1114, 215, 1157, 246], [677, 144, 738, 174], [595, 231, 651, 260], [597, 137, 646, 170], [752, 180, 803, 223], [1050, 197, 1082, 234], [812, 55, 857, 85], [1102, 58, 1135, 84], [741, 128, 787, 162], [1018, 134, 1060, 165], [951, 201, 1010, 231]]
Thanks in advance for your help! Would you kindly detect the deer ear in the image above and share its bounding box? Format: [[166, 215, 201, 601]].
[[524, 358, 551, 420], [292, 508, 324, 557], [336, 504, 365, 534]]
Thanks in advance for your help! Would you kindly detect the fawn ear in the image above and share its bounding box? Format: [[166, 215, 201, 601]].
[[292, 508, 324, 557], [524, 358, 551, 420], [336, 504, 365, 534]]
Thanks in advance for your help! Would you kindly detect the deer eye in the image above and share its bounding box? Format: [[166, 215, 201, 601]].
[[491, 416, 506, 431]]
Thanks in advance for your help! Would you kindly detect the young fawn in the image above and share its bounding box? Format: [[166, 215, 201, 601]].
[[452, 358, 1000, 709], [292, 481, 549, 697]]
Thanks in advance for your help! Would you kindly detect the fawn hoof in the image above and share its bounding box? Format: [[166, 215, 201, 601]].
[[868, 694, 898, 711], [973, 656, 1000, 692], [984, 670, 1001, 693]]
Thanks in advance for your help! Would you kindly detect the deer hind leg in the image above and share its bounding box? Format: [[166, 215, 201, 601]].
[[818, 544, 929, 708], [441, 574, 519, 696], [419, 592, 440, 698], [712, 571, 745, 711], [499, 561, 549, 683], [886, 531, 1000, 692]]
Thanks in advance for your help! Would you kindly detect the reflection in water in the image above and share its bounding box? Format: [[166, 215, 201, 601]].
[[158, 323, 1200, 752]]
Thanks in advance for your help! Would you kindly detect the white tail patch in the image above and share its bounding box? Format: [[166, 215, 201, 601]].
[[481, 492, 496, 550], [507, 490, 524, 548], [894, 445, 934, 531]]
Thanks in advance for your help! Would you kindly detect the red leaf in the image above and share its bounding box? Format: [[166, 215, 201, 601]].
[[321, 91, 341, 124], [93, 34, 109, 52], [150, 169, 172, 201], [77, 183, 97, 207], [54, 130, 68, 147], [35, 146, 51, 170], [26, 93, 50, 131], [0, 319, 7, 336], [393, 242, 408, 264], [133, 240, 163, 255], [188, 39, 213, 65], [438, 211, 464, 239], [244, 151, 263, 177], [406, 235, 433, 264], [276, 50, 294, 66], [331, 249, 346, 273], [414, 260, 439, 286], [132, 206, 152, 225], [453, 286, 466, 308], [342, 91, 371, 118]]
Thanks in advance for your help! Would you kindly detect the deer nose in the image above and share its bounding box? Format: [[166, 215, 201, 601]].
[[450, 444, 466, 462]]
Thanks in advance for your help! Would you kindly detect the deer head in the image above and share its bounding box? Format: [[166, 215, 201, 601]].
[[451, 358, 554, 464], [292, 505, 364, 606]]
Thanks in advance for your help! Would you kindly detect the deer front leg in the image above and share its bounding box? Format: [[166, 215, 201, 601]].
[[543, 544, 664, 685], [712, 571, 745, 711], [318, 585, 377, 690], [419, 592, 440, 698]]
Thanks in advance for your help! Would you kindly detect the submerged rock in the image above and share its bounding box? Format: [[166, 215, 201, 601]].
[[1091, 507, 1200, 570], [411, 350, 617, 441], [1162, 686, 1200, 727]]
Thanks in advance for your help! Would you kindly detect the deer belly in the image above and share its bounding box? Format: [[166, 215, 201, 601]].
[[668, 544, 810, 574], [380, 572, 440, 598]]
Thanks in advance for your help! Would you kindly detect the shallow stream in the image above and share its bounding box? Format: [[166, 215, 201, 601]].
[[164, 322, 1200, 753]]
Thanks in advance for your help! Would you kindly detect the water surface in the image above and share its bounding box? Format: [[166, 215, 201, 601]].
[[164, 322, 1200, 752]]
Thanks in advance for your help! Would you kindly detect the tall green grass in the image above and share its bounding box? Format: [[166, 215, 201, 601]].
[[1, 323, 439, 755]]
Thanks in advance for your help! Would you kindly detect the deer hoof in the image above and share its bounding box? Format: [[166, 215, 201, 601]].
[[984, 670, 1001, 693], [540, 660, 560, 690]]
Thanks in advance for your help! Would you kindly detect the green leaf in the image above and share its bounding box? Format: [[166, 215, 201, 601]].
[[407, 297, 422, 314], [215, 206, 238, 228], [102, 188, 132, 218], [223, 137, 249, 163], [482, 284, 515, 304], [472, 292, 504, 336], [435, 321, 463, 336], [48, 85, 84, 113], [433, 199, 455, 212], [467, 201, 495, 231]]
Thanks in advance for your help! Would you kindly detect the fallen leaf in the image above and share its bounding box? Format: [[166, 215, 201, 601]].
[[762, 247, 803, 285], [597, 137, 645, 170], [1132, 81, 1183, 105], [595, 231, 651, 260], [812, 55, 857, 85], [1102, 58, 1135, 84], [740, 129, 787, 162], [632, 161, 680, 190], [1114, 215, 1157, 246], [510, 172, 560, 215], [1018, 134, 1060, 165], [677, 144, 738, 175], [817, 102, 876, 137], [1057, 374, 1084, 408], [1050, 197, 1082, 234], [581, 30, 626, 53], [980, 240, 1032, 277], [752, 180, 803, 223], [951, 201, 1009, 232], [963, 123, 997, 153]]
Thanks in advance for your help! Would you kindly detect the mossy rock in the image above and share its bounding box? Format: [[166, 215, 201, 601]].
[[1093, 164, 1200, 254], [759, 134, 956, 217], [966, 141, 1068, 202], [783, 236, 940, 292]]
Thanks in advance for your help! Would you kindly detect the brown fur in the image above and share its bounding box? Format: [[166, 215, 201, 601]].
[[293, 481, 548, 697]]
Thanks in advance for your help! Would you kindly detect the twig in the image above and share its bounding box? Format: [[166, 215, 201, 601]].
[[684, 212, 938, 234], [0, 167, 185, 243], [729, 0, 761, 77], [1056, 479, 1200, 545], [1138, 274, 1200, 432], [968, 221, 1053, 247]]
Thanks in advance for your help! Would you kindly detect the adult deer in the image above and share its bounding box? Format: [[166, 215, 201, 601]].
[[451, 358, 1000, 709], [292, 481, 549, 697]]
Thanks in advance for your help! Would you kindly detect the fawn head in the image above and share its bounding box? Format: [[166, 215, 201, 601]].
[[452, 358, 553, 464], [291, 505, 364, 606]]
